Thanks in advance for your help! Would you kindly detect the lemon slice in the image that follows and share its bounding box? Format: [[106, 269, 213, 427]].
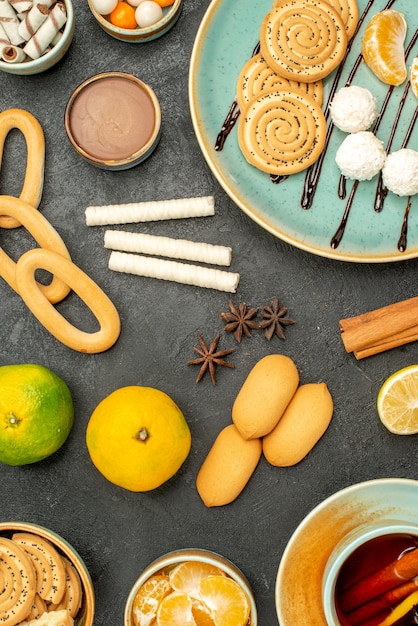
[[377, 365, 418, 434], [410, 56, 418, 100]]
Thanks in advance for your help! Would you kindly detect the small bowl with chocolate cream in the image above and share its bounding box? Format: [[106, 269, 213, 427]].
[[87, 0, 182, 43], [0, 0, 74, 75], [64, 71, 162, 170]]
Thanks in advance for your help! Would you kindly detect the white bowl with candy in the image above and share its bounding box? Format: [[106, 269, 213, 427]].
[[0, 0, 74, 75], [87, 0, 182, 43]]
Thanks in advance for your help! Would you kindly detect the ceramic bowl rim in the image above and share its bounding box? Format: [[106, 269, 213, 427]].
[[0, 0, 74, 74], [124, 548, 258, 626]]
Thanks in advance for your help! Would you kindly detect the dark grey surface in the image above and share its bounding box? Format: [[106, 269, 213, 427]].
[[0, 2, 418, 625]]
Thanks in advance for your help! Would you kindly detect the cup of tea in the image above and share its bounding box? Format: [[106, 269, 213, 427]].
[[322, 521, 418, 626]]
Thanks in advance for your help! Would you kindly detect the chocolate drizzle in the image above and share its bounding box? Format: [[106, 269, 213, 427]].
[[330, 26, 418, 250], [215, 41, 260, 151], [213, 0, 417, 255]]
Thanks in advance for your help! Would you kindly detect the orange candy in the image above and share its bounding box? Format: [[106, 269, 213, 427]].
[[153, 0, 174, 6], [109, 1, 137, 28]]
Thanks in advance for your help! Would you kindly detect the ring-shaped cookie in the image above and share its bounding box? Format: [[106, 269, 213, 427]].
[[260, 0, 347, 82], [238, 88, 326, 175], [0, 196, 71, 303], [0, 109, 45, 229], [0, 196, 71, 302], [15, 248, 121, 354]]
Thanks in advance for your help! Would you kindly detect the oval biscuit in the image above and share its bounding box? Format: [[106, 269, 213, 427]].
[[262, 382, 333, 466]]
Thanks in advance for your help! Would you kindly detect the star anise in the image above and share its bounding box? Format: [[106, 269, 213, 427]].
[[188, 333, 235, 385], [259, 296, 295, 340], [220, 300, 260, 343]]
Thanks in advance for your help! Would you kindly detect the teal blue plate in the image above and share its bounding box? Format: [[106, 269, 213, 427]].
[[189, 0, 418, 262], [275, 478, 418, 624]]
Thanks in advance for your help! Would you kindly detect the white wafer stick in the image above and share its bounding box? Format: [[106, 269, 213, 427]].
[[23, 0, 66, 59], [104, 230, 232, 267], [0, 0, 24, 45], [109, 251, 240, 293], [85, 195, 215, 226]]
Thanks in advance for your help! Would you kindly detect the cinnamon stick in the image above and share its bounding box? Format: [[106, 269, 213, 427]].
[[339, 548, 418, 613], [339, 296, 418, 359], [347, 577, 418, 624]]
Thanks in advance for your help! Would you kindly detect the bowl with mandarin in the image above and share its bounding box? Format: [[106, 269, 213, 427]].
[[87, 0, 182, 43], [124, 548, 257, 626]]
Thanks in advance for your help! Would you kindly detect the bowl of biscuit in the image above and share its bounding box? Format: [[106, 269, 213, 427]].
[[0, 0, 74, 75], [0, 521, 94, 625]]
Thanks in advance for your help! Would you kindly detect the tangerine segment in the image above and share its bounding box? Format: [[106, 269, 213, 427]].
[[132, 574, 171, 626], [361, 9, 407, 86], [156, 591, 197, 626], [192, 599, 217, 626], [198, 575, 250, 626], [411, 56, 418, 100], [169, 561, 225, 599]]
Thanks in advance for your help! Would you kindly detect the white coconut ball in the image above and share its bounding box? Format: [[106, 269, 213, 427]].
[[335, 131, 386, 181], [382, 149, 418, 197], [330, 85, 378, 133]]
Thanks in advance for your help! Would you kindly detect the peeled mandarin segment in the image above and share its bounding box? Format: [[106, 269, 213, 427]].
[[15, 248, 121, 354], [198, 576, 250, 626], [0, 537, 36, 626], [0, 108, 45, 229], [361, 9, 407, 86], [132, 574, 172, 626], [377, 365, 418, 435], [238, 88, 326, 176], [156, 591, 196, 626], [236, 53, 323, 111], [0, 196, 72, 304], [169, 562, 225, 599], [191, 599, 216, 626], [12, 533, 67, 605], [410, 56, 418, 99], [260, 0, 347, 82]]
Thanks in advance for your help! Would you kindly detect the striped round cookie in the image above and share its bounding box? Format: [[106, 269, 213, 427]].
[[322, 0, 359, 40], [238, 88, 326, 175], [236, 53, 323, 111], [273, 0, 359, 40], [261, 0, 347, 82]]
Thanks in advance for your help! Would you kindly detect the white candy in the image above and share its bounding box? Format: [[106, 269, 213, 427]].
[[330, 85, 377, 133], [135, 0, 162, 27], [335, 131, 386, 181], [382, 149, 418, 197], [91, 0, 117, 15], [126, 0, 143, 7]]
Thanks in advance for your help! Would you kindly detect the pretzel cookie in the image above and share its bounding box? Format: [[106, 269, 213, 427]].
[[238, 88, 326, 175], [260, 0, 347, 82], [236, 53, 323, 111]]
